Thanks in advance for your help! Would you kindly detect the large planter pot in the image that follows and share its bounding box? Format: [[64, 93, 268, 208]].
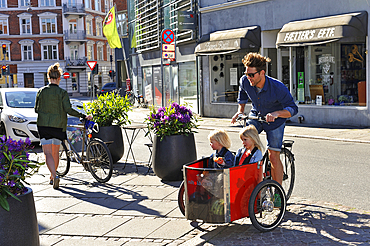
[[152, 133, 197, 181], [92, 125, 124, 163], [0, 187, 39, 246]]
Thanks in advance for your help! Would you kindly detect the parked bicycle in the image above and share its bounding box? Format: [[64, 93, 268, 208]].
[[236, 114, 295, 200], [125, 89, 147, 108], [57, 118, 114, 183]]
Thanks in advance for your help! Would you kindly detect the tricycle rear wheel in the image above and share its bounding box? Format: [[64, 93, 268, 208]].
[[178, 181, 185, 216], [248, 180, 286, 232]]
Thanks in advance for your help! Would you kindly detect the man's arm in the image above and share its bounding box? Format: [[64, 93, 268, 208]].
[[266, 109, 291, 122]]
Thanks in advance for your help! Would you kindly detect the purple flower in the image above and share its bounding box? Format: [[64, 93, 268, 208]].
[[13, 170, 20, 176], [8, 180, 15, 187]]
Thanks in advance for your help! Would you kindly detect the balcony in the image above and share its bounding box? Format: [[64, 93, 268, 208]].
[[65, 57, 87, 70], [64, 30, 87, 44], [63, 4, 86, 18]]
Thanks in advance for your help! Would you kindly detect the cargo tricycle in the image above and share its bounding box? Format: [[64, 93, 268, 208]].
[[178, 157, 286, 232]]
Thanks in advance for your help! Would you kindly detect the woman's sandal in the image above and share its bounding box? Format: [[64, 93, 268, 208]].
[[53, 176, 60, 189]]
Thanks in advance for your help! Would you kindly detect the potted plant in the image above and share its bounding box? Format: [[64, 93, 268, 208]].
[[145, 102, 198, 181], [0, 136, 44, 246], [84, 91, 132, 163]]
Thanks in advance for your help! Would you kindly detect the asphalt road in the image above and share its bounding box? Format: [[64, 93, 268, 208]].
[[192, 129, 370, 211], [32, 127, 370, 212]]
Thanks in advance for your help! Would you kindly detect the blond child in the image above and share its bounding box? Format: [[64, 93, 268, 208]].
[[208, 129, 235, 168], [234, 125, 264, 166]]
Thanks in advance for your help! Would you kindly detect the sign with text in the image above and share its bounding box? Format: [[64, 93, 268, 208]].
[[178, 11, 196, 31], [162, 44, 175, 51], [162, 52, 175, 59]]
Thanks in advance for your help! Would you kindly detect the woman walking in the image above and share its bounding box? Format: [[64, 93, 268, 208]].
[[35, 63, 92, 189]]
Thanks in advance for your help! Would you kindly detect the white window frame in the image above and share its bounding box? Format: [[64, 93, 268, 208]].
[[70, 45, 78, 60], [38, 12, 58, 34], [85, 0, 91, 9], [107, 45, 114, 62], [39, 39, 59, 60], [18, 13, 32, 35], [69, 19, 77, 34], [96, 17, 102, 36], [0, 0, 7, 8], [0, 41, 10, 61], [19, 39, 34, 61], [97, 41, 104, 60], [86, 15, 93, 36], [94, 0, 101, 12], [87, 41, 94, 60], [19, 0, 30, 7], [105, 0, 108, 13], [0, 14, 9, 35], [39, 0, 55, 7]]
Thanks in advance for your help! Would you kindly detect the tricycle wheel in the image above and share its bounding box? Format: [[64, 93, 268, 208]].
[[248, 180, 286, 232], [178, 181, 185, 216]]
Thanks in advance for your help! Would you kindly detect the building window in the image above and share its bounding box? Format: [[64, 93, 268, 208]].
[[96, 20, 102, 36], [19, 0, 30, 7], [40, 0, 55, 7], [70, 45, 78, 60], [97, 45, 103, 60], [104, 0, 108, 12], [0, 43, 9, 60], [41, 18, 56, 34], [42, 44, 58, 60], [210, 53, 245, 103], [117, 12, 127, 36], [293, 42, 367, 106], [69, 19, 77, 34], [94, 0, 101, 12], [20, 18, 31, 34], [0, 19, 8, 35], [85, 0, 91, 9], [22, 45, 33, 60], [87, 45, 93, 60], [86, 19, 92, 35], [0, 0, 6, 8]]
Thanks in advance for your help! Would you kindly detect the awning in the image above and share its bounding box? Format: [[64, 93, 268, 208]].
[[195, 26, 260, 55], [276, 11, 368, 47]]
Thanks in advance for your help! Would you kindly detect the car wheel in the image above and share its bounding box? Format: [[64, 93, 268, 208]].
[[0, 121, 6, 137]]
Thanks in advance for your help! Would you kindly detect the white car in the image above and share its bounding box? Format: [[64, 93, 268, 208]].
[[0, 88, 39, 142], [0, 88, 85, 143]]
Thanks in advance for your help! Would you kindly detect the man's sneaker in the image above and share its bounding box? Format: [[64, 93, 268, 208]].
[[274, 193, 281, 208]]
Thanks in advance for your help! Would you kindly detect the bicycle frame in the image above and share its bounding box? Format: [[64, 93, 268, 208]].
[[65, 124, 90, 168]]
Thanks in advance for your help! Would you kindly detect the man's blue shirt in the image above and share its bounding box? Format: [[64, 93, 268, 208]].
[[237, 75, 298, 132]]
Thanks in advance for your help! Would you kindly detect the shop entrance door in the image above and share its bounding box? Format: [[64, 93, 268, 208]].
[[24, 73, 34, 88]]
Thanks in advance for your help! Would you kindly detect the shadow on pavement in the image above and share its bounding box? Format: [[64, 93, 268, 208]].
[[194, 202, 370, 245]]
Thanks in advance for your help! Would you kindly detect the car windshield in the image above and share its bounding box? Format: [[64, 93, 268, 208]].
[[5, 91, 37, 108]]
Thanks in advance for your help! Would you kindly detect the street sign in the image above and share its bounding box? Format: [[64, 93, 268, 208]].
[[162, 44, 175, 51], [63, 72, 70, 79], [162, 29, 175, 44], [87, 61, 97, 71], [162, 52, 175, 59]]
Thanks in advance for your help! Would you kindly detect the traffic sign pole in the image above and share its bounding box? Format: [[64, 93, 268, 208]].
[[161, 29, 176, 107]]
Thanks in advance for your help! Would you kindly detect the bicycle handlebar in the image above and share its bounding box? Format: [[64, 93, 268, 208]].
[[236, 114, 267, 123], [81, 118, 99, 133]]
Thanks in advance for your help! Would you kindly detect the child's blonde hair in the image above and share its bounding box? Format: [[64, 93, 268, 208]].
[[208, 129, 231, 149], [239, 125, 264, 152]]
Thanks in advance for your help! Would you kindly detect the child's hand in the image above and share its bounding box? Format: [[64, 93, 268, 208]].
[[214, 157, 224, 165]]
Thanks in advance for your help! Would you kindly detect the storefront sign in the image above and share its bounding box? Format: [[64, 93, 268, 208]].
[[319, 54, 335, 85], [283, 27, 335, 43], [197, 39, 240, 53]]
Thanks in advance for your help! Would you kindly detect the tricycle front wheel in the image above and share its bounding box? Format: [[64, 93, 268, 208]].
[[248, 180, 286, 232]]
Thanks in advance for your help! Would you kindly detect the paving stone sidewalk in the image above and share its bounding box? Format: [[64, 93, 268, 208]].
[[29, 105, 370, 245]]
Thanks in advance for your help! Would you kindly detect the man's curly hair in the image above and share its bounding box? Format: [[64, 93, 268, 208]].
[[242, 52, 271, 72]]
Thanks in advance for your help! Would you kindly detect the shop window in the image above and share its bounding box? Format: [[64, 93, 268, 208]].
[[302, 42, 366, 106], [210, 53, 244, 103]]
